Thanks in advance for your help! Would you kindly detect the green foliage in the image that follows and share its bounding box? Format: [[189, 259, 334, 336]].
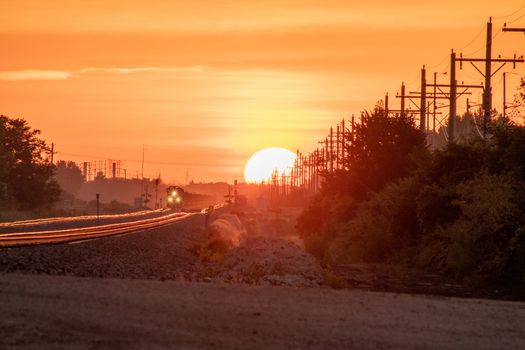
[[300, 106, 525, 292], [0, 115, 60, 209], [441, 173, 525, 281], [328, 177, 420, 265], [324, 106, 426, 200], [298, 106, 426, 262]]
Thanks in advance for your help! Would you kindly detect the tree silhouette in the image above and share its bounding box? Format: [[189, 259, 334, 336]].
[[55, 160, 85, 196], [0, 115, 60, 209]]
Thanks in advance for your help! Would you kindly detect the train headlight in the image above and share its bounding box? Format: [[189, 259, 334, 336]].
[[168, 197, 173, 203], [171, 191, 177, 197], [176, 197, 181, 203]]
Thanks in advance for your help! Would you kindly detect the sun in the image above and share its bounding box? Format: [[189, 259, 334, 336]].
[[244, 148, 297, 183]]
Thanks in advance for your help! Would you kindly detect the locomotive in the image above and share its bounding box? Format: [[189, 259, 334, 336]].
[[166, 186, 185, 209]]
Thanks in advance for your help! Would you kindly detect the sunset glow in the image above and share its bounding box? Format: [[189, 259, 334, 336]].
[[244, 148, 297, 183], [0, 1, 524, 183]]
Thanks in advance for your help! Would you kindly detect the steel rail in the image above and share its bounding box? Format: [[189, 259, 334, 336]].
[[0, 212, 198, 247], [0, 209, 169, 228]]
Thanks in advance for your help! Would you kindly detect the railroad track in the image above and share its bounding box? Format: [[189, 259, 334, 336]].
[[0, 211, 198, 248], [0, 209, 168, 229]]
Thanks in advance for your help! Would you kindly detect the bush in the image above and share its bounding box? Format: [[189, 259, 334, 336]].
[[299, 107, 525, 294], [194, 226, 232, 263], [440, 172, 525, 283], [327, 177, 420, 265]]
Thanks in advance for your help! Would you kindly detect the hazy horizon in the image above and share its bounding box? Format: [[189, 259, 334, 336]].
[[1, 0, 524, 183]]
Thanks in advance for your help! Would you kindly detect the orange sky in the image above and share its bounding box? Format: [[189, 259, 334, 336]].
[[1, 1, 525, 183]]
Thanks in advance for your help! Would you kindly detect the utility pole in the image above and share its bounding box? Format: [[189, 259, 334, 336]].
[[501, 23, 525, 119], [140, 144, 148, 203], [458, 18, 523, 138], [234, 179, 238, 204], [322, 139, 326, 172], [502, 23, 525, 117], [385, 93, 389, 115], [336, 124, 340, 170], [449, 50, 457, 143], [141, 144, 146, 179], [426, 101, 431, 132], [329, 127, 334, 173], [50, 143, 55, 164], [341, 118, 346, 169], [433, 72, 437, 145], [351, 115, 355, 142], [154, 178, 159, 209], [484, 19, 492, 134], [420, 66, 426, 131], [503, 72, 507, 118], [392, 83, 410, 118], [96, 193, 100, 224], [400, 83, 406, 118]]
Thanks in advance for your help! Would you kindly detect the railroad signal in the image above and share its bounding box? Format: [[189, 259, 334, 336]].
[[96, 193, 100, 224]]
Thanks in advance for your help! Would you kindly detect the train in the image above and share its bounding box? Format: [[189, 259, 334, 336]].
[[166, 186, 185, 209]]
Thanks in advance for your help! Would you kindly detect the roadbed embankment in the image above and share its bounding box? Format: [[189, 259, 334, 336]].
[[1, 272, 524, 349]]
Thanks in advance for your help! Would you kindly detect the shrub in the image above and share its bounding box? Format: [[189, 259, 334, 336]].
[[440, 172, 525, 282], [195, 226, 233, 263], [328, 177, 421, 265]]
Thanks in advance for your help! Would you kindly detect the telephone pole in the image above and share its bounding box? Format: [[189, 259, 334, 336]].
[[329, 127, 334, 173], [400, 83, 406, 118], [458, 18, 523, 137], [449, 51, 457, 142], [421, 66, 426, 131], [503, 72, 507, 118], [140, 144, 148, 203], [484, 19, 492, 132], [502, 23, 525, 118], [50, 143, 55, 164]]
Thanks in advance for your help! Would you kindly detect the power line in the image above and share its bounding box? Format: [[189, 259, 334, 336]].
[[494, 3, 525, 20], [56, 151, 244, 167], [458, 24, 486, 51], [507, 10, 525, 24], [427, 54, 449, 70]]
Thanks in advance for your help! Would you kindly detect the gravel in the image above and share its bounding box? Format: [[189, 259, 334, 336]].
[[0, 209, 325, 289], [0, 214, 208, 281], [210, 236, 323, 286]]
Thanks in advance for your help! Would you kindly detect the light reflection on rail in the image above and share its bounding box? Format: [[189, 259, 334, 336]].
[[0, 209, 169, 228], [0, 211, 196, 247]]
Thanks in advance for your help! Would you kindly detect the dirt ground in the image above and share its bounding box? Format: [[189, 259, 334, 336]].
[[0, 272, 524, 350], [1, 209, 525, 348]]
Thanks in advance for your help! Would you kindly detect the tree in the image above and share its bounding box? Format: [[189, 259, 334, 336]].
[[0, 115, 60, 209], [55, 160, 85, 196], [297, 106, 427, 260], [322, 106, 427, 201]]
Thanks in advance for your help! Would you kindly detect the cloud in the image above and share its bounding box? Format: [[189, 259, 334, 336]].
[[0, 69, 72, 81], [0, 66, 208, 81]]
